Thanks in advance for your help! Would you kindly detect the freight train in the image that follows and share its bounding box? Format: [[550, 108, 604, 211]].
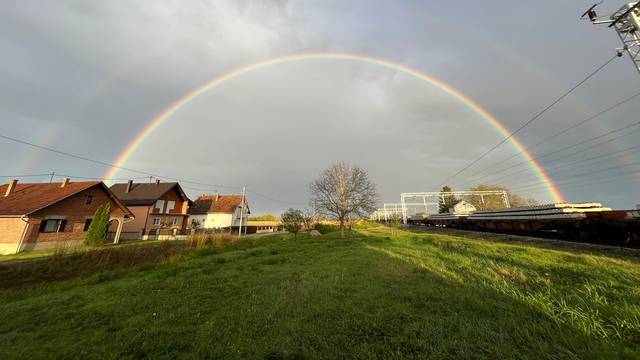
[[406, 203, 640, 244]]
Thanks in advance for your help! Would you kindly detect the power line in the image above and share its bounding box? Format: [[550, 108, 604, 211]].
[[450, 90, 640, 187], [434, 54, 618, 189], [0, 132, 241, 189], [0, 130, 305, 205], [0, 173, 52, 178], [451, 120, 640, 189], [54, 174, 150, 181], [509, 160, 640, 194], [513, 170, 640, 195], [475, 143, 640, 187]]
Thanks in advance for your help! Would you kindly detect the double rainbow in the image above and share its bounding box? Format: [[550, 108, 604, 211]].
[[104, 52, 564, 203]]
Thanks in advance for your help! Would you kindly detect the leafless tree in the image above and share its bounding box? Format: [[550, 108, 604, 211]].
[[302, 208, 316, 231], [310, 162, 378, 238]]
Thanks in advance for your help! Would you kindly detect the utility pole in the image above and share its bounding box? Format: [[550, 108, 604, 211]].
[[49, 172, 55, 183], [238, 186, 246, 239], [583, 1, 640, 74]]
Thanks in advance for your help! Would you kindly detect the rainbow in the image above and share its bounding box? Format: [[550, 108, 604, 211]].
[[105, 52, 564, 202]]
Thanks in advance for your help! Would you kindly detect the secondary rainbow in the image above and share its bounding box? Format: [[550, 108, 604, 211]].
[[105, 52, 564, 202]]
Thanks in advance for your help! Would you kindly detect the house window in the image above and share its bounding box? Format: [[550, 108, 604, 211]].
[[172, 217, 178, 226], [155, 200, 165, 212], [166, 201, 175, 213], [85, 195, 93, 205], [153, 217, 161, 226], [83, 219, 92, 231], [39, 219, 66, 233]]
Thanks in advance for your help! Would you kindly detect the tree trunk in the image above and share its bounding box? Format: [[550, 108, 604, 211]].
[[339, 220, 345, 238]]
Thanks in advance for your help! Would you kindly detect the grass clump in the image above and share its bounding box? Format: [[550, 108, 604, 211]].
[[313, 223, 340, 234], [185, 233, 237, 250]]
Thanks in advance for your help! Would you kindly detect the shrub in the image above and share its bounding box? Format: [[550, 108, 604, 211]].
[[281, 209, 304, 239], [84, 203, 111, 246]]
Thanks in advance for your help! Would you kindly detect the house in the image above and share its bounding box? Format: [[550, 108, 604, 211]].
[[188, 194, 250, 230], [245, 220, 281, 234], [0, 179, 134, 254], [450, 200, 476, 215], [109, 180, 191, 237]]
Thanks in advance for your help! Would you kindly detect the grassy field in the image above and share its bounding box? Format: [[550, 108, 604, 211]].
[[1, 226, 639, 359]]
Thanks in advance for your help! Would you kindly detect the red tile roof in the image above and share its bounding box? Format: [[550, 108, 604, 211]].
[[188, 195, 249, 215], [0, 181, 132, 217]]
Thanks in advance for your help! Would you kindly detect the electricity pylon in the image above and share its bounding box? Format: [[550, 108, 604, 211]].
[[583, 2, 640, 74]]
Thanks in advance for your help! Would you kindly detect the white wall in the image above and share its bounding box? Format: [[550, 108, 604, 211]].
[[189, 206, 249, 229]]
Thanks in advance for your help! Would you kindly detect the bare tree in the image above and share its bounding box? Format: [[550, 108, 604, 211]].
[[302, 208, 316, 231], [310, 162, 378, 238]]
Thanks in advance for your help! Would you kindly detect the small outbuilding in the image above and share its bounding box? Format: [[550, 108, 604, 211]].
[[245, 220, 281, 234], [450, 200, 477, 215], [188, 194, 250, 230]]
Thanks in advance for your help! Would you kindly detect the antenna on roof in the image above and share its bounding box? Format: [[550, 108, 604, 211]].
[[49, 172, 55, 183]]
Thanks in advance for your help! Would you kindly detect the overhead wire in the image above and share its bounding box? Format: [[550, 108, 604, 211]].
[[451, 120, 640, 189], [434, 54, 619, 189], [0, 134, 305, 206], [450, 90, 640, 188]]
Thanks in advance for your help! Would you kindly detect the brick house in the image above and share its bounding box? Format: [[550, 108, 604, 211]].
[[188, 194, 250, 230], [0, 179, 134, 254], [109, 180, 191, 237]]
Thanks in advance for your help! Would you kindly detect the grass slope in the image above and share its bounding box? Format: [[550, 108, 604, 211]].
[[1, 226, 639, 359]]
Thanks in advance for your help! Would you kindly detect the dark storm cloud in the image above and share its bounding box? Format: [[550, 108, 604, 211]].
[[1, 0, 639, 213]]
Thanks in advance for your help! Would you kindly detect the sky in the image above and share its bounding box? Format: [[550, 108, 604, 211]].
[[1, 0, 640, 214]]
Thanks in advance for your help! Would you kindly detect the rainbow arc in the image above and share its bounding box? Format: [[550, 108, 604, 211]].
[[105, 53, 564, 203]]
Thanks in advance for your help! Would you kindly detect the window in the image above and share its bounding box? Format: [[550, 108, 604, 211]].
[[153, 217, 161, 226], [172, 217, 178, 226], [155, 200, 164, 212], [83, 219, 92, 232], [85, 195, 93, 205], [166, 201, 175, 213], [39, 219, 66, 233]]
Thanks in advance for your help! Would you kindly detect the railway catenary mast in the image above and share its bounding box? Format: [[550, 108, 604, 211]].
[[400, 190, 509, 224], [583, 1, 640, 74]]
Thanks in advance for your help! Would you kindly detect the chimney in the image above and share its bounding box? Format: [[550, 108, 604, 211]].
[[155, 179, 161, 185], [60, 178, 70, 188], [4, 179, 17, 197], [126, 180, 133, 193]]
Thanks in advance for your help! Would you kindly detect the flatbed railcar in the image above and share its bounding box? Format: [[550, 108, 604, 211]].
[[407, 203, 640, 244]]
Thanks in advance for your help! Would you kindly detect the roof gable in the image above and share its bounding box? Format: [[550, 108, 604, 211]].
[[188, 195, 249, 214], [0, 181, 132, 217], [110, 182, 190, 206]]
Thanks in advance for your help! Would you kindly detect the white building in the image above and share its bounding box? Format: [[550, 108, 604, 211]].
[[188, 194, 249, 229], [450, 200, 476, 215]]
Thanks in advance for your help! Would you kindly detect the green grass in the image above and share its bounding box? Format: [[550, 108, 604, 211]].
[[1, 226, 639, 359]]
